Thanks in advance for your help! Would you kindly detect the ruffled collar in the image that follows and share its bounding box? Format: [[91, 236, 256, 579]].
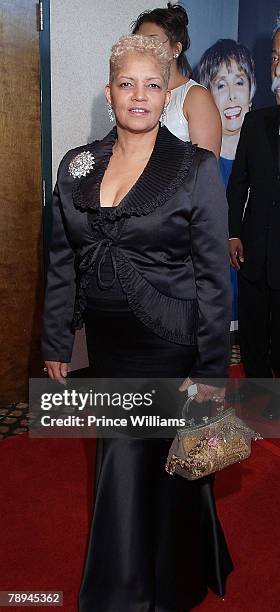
[[72, 125, 197, 219]]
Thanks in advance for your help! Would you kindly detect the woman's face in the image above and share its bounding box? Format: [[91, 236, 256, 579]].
[[210, 60, 251, 135], [106, 53, 170, 133], [136, 22, 181, 58]]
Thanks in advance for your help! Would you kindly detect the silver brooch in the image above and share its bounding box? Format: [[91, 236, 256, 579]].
[[68, 151, 95, 179]]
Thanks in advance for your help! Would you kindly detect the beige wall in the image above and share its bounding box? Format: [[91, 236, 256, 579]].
[[50, 0, 166, 370], [50, 0, 166, 177]]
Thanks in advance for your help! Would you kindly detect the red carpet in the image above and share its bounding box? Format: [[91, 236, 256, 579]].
[[0, 432, 279, 611]]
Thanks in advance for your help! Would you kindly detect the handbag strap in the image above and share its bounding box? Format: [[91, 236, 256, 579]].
[[181, 395, 232, 424], [181, 396, 196, 419]]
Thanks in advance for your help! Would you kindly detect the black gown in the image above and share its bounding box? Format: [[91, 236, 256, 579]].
[[78, 253, 234, 612]]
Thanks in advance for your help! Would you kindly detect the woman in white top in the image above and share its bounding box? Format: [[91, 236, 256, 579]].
[[132, 2, 221, 157]]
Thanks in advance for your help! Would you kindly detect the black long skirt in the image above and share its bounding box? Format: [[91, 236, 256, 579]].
[[79, 302, 234, 612]]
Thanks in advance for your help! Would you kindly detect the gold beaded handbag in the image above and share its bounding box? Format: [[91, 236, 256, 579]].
[[165, 397, 261, 480]]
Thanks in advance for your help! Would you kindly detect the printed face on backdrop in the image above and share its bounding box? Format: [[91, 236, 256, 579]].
[[271, 29, 280, 105], [210, 60, 251, 136], [105, 54, 170, 133]]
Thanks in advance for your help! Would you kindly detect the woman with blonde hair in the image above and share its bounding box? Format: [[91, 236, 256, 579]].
[[42, 34, 233, 612]]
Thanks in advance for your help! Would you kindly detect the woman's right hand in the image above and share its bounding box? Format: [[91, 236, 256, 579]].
[[44, 361, 69, 384], [179, 377, 225, 403]]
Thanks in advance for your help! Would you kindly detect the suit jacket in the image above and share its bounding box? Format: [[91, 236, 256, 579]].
[[227, 106, 280, 288], [42, 126, 231, 378]]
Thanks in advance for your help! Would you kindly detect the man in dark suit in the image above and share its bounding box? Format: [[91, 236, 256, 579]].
[[227, 26, 280, 402]]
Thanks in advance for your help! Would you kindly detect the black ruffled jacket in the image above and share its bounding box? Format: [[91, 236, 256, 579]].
[[42, 126, 231, 378]]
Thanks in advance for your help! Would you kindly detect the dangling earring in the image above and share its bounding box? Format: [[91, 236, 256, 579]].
[[107, 102, 115, 123], [160, 106, 167, 127]]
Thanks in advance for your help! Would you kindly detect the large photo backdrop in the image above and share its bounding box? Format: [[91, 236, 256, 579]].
[[186, 0, 280, 339], [238, 0, 280, 108]]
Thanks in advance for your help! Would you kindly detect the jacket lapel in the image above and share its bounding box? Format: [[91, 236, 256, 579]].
[[72, 126, 197, 218], [264, 107, 279, 172]]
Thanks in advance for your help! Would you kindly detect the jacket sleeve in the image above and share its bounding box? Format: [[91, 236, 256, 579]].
[[188, 150, 231, 380], [41, 177, 76, 362], [227, 113, 250, 238]]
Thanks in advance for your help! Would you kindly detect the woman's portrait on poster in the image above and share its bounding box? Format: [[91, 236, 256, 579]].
[[196, 39, 256, 329]]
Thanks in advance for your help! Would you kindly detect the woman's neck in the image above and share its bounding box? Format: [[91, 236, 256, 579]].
[[114, 124, 159, 160], [220, 132, 241, 160], [168, 63, 189, 91]]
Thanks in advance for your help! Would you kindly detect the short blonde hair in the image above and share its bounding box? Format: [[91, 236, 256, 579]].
[[109, 34, 172, 87]]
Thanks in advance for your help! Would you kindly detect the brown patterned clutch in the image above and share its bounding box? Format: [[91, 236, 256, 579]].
[[165, 398, 261, 480]]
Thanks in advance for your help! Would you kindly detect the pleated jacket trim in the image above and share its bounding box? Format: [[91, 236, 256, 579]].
[[116, 251, 198, 345], [71, 125, 197, 219]]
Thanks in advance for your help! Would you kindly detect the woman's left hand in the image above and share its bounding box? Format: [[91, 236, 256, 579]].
[[179, 377, 225, 403]]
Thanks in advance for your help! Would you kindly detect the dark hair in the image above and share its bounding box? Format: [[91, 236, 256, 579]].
[[272, 12, 280, 39], [131, 3, 191, 76], [197, 39, 256, 101]]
